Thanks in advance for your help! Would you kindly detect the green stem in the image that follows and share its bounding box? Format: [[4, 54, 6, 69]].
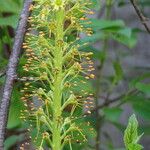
[[95, 0, 113, 149], [52, 9, 65, 150]]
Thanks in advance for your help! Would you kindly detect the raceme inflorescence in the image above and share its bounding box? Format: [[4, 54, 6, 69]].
[[20, 0, 95, 149]]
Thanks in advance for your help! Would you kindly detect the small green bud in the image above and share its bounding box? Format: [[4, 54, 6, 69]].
[[37, 88, 44, 95], [40, 116, 47, 123]]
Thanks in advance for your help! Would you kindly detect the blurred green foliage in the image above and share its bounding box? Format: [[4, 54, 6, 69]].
[[0, 0, 23, 71]]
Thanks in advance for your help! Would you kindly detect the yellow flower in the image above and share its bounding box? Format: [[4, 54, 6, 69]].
[[51, 0, 66, 10]]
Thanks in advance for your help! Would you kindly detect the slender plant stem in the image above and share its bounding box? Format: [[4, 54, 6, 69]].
[[52, 9, 65, 150], [95, 0, 113, 149], [0, 0, 32, 148]]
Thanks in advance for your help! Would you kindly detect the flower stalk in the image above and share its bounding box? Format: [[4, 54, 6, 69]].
[[20, 0, 95, 149], [52, 9, 65, 150]]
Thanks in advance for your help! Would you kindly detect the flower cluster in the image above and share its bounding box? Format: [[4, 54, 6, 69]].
[[20, 0, 95, 149]]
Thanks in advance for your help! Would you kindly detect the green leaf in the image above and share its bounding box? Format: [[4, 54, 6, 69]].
[[117, 1, 127, 7], [7, 87, 24, 129], [128, 143, 143, 150], [80, 18, 137, 48], [4, 135, 24, 150], [128, 95, 150, 120], [103, 107, 123, 122], [85, 19, 125, 31], [113, 61, 123, 84], [81, 19, 137, 48], [132, 100, 150, 120], [124, 114, 138, 147], [0, 0, 22, 13], [124, 114, 143, 150], [135, 82, 150, 94], [111, 28, 137, 48], [0, 15, 19, 28], [130, 73, 150, 88]]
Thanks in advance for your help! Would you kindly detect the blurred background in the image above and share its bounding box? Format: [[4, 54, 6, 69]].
[[0, 0, 150, 149]]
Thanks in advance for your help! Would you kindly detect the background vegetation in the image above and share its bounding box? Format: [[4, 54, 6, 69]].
[[0, 0, 150, 149]]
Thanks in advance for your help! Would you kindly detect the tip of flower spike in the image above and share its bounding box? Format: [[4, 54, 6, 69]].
[[51, 0, 65, 10]]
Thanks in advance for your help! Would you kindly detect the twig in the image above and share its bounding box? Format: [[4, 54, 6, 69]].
[[0, 0, 32, 148], [91, 89, 137, 114], [130, 0, 150, 34]]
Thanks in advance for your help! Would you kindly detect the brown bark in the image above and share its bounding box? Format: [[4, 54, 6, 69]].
[[0, 0, 32, 148]]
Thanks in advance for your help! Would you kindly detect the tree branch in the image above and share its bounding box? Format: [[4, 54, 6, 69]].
[[0, 0, 32, 148], [130, 0, 150, 34], [89, 89, 137, 114]]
